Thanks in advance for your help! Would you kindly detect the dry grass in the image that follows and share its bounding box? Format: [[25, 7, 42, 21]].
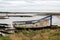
[[8, 28, 60, 40], [0, 26, 60, 40]]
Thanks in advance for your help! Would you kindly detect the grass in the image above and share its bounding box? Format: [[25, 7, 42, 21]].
[[0, 25, 60, 40], [0, 36, 11, 40]]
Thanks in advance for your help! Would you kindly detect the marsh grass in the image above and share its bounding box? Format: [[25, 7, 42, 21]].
[[0, 36, 11, 40], [1, 25, 60, 40]]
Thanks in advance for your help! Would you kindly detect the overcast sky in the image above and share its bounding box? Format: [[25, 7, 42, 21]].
[[0, 0, 60, 12]]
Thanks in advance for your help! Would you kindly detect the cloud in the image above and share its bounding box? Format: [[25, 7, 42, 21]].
[[0, 1, 60, 12]]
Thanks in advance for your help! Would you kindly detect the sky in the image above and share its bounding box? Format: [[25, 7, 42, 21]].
[[0, 0, 60, 12]]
